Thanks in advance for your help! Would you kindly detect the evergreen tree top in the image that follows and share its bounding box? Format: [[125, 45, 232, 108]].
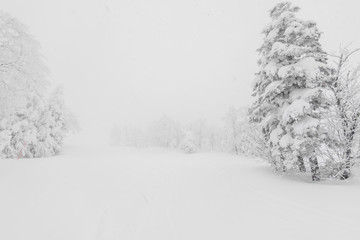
[[269, 2, 300, 20]]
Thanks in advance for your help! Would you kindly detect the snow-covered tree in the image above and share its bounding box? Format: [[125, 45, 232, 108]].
[[180, 129, 196, 153], [321, 47, 360, 179], [186, 119, 208, 151], [224, 107, 241, 154], [0, 12, 74, 158], [0, 11, 48, 117], [110, 125, 147, 147], [37, 87, 70, 155], [0, 93, 43, 158], [148, 116, 182, 148], [223, 106, 269, 158], [250, 2, 330, 180], [202, 125, 224, 152], [0, 87, 74, 158]]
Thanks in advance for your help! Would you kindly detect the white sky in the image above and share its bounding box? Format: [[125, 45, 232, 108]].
[[2, 0, 360, 142]]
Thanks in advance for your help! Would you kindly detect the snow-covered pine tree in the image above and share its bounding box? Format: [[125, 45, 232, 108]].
[[249, 2, 330, 180], [181, 129, 196, 153]]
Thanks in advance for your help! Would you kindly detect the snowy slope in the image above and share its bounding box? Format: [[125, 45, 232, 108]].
[[0, 145, 360, 240]]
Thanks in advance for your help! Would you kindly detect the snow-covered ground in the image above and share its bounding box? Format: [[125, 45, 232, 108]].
[[0, 145, 360, 240]]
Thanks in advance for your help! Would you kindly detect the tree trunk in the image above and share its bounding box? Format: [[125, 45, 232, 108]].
[[340, 149, 351, 180], [280, 154, 286, 173], [340, 119, 357, 180], [272, 155, 286, 173], [234, 145, 239, 155], [309, 156, 320, 181], [297, 156, 306, 173]]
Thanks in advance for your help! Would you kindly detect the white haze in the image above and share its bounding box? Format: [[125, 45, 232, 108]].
[[2, 0, 360, 143]]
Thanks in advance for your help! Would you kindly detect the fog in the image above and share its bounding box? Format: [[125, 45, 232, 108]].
[[2, 0, 360, 143]]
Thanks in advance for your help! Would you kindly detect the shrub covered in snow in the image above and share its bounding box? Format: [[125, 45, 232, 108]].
[[223, 107, 269, 158], [0, 88, 73, 158]]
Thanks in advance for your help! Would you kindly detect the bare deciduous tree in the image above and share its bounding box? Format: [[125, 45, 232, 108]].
[[324, 47, 360, 179], [0, 11, 48, 117]]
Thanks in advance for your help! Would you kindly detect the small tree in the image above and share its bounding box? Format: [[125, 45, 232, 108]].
[[322, 47, 360, 179], [224, 107, 241, 154], [224, 107, 269, 158], [181, 129, 196, 153], [38, 87, 70, 155]]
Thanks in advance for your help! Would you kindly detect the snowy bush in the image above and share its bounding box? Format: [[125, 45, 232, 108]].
[[0, 88, 73, 158], [223, 107, 269, 158]]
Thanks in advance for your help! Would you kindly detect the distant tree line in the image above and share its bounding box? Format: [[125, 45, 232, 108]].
[[110, 110, 264, 156]]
